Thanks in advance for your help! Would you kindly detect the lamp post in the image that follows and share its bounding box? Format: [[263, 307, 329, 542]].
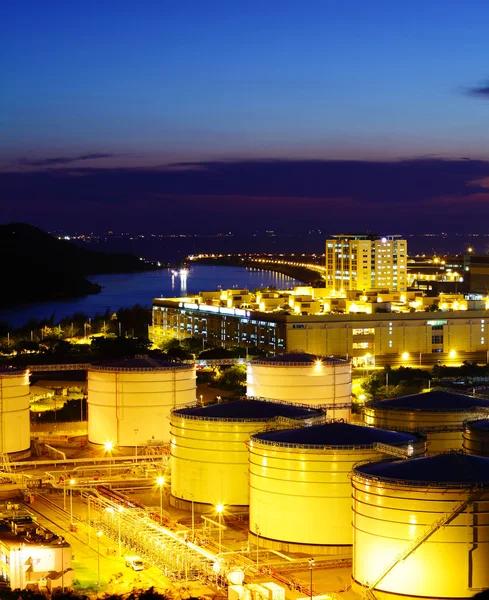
[[69, 479, 75, 525], [157, 476, 165, 524], [309, 558, 315, 600], [255, 524, 260, 569], [190, 493, 195, 540], [216, 503, 224, 553], [97, 531, 102, 591]]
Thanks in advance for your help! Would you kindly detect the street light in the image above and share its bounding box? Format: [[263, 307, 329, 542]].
[[157, 476, 165, 524], [216, 503, 224, 553], [190, 493, 195, 540], [309, 558, 315, 600], [69, 479, 75, 525], [97, 530, 102, 591]]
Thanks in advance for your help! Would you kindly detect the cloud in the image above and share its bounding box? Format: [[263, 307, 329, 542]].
[[465, 80, 489, 99], [18, 153, 116, 167], [1, 157, 489, 233]]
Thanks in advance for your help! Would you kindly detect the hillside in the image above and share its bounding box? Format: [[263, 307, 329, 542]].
[[0, 223, 157, 307]]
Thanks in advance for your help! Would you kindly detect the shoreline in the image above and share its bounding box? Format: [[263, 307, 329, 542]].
[[190, 256, 324, 285]]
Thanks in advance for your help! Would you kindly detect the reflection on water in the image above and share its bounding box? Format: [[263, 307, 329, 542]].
[[0, 265, 299, 328]]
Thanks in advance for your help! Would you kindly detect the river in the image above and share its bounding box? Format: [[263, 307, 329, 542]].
[[0, 265, 300, 328]]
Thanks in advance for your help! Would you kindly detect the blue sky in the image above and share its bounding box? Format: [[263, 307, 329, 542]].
[[2, 1, 489, 234], [2, 0, 489, 163]]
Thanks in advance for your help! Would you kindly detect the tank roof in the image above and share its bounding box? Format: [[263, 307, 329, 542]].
[[252, 422, 417, 448], [174, 399, 320, 421], [89, 357, 193, 371], [0, 366, 27, 376], [369, 390, 489, 412], [466, 419, 489, 432], [355, 453, 489, 486], [252, 352, 348, 366]]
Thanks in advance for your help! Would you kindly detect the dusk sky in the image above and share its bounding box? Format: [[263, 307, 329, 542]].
[[2, 1, 489, 233]]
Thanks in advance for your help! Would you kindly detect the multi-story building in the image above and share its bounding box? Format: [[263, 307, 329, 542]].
[[325, 234, 407, 292]]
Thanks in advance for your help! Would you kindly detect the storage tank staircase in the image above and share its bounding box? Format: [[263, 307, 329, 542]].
[[364, 485, 481, 599]]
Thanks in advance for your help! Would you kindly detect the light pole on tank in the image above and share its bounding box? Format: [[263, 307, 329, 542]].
[[309, 558, 315, 600], [134, 428, 139, 463], [104, 441, 114, 477], [216, 503, 224, 554]]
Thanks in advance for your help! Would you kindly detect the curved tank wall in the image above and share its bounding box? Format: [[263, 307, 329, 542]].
[[247, 353, 352, 420], [352, 453, 489, 599], [363, 391, 489, 454], [248, 423, 425, 554], [463, 419, 489, 457], [0, 367, 30, 458], [88, 358, 196, 448], [170, 399, 324, 508]]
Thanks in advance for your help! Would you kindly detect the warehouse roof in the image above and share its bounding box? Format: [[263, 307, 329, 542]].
[[174, 399, 320, 420], [252, 352, 348, 365], [253, 422, 417, 448], [369, 390, 489, 412], [355, 453, 489, 485], [466, 419, 489, 432], [90, 356, 192, 371]]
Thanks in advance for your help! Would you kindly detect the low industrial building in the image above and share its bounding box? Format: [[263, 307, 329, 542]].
[[0, 505, 72, 591], [151, 291, 489, 366]]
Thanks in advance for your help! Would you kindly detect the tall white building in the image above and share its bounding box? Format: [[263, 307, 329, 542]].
[[325, 234, 407, 292]]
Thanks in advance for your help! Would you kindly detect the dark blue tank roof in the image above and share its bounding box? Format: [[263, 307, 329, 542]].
[[369, 390, 489, 411], [90, 357, 191, 370], [253, 422, 417, 447], [175, 399, 319, 420], [466, 419, 489, 432], [355, 453, 489, 485]]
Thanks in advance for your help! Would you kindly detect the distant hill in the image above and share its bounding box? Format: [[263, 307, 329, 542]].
[[0, 223, 157, 307]]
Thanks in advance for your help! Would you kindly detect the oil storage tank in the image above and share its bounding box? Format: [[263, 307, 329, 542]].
[[0, 366, 30, 459], [352, 453, 489, 599], [170, 399, 324, 509], [247, 353, 351, 420], [463, 419, 489, 457], [88, 357, 196, 450], [363, 390, 489, 454], [249, 422, 425, 554]]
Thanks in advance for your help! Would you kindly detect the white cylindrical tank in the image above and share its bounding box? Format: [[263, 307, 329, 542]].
[[170, 399, 324, 508], [0, 367, 30, 458], [463, 419, 489, 457], [363, 390, 489, 454], [88, 357, 196, 449], [247, 353, 352, 420], [249, 423, 425, 554], [352, 453, 489, 599]]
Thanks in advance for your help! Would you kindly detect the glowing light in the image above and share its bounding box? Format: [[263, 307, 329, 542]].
[[359, 394, 367, 402], [402, 352, 409, 361], [69, 478, 76, 486], [315, 359, 323, 370], [449, 349, 457, 358], [216, 502, 224, 514], [104, 441, 114, 452], [157, 476, 165, 487]]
